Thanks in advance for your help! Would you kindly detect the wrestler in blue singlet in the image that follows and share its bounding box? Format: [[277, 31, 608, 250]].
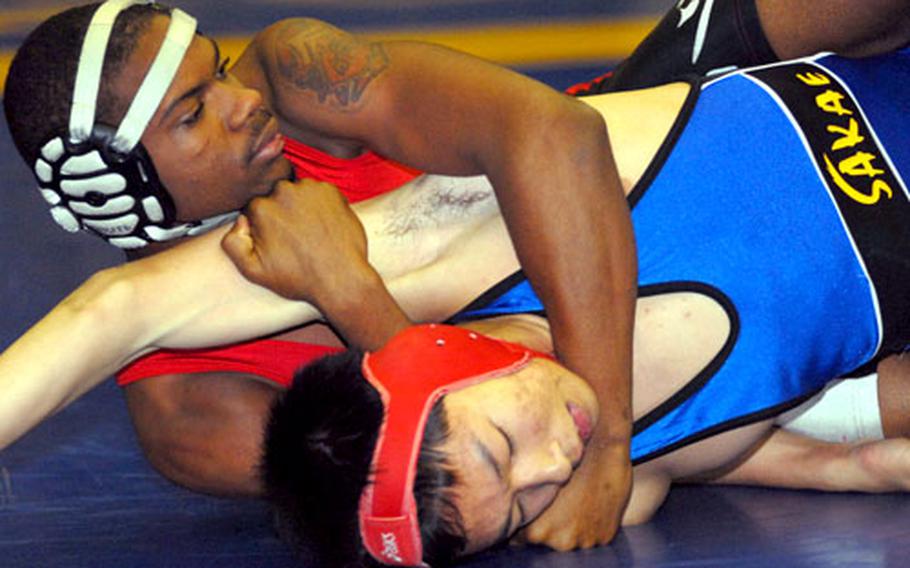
[[451, 51, 910, 463]]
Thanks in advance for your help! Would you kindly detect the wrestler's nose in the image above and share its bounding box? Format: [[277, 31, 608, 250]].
[[218, 81, 264, 131], [511, 440, 574, 489]]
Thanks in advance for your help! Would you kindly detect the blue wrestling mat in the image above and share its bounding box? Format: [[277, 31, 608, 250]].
[[2, 1, 910, 567]]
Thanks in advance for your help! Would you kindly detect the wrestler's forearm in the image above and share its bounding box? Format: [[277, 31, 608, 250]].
[[219, 184, 412, 351], [0, 269, 146, 449], [366, 41, 638, 439], [488, 107, 636, 447], [0, 228, 329, 450], [712, 428, 910, 493], [388, 53, 640, 405], [125, 226, 323, 349], [317, 266, 412, 350], [491, 92, 636, 550]]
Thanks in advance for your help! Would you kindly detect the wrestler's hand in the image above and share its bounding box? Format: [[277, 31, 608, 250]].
[[518, 440, 631, 550], [221, 179, 410, 349], [222, 179, 369, 301]]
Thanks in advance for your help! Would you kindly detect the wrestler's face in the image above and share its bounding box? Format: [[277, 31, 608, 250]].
[[121, 15, 292, 221], [440, 358, 598, 554]]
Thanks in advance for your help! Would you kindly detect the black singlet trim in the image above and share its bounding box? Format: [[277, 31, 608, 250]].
[[631, 389, 821, 466], [445, 271, 544, 323], [451, 276, 820, 466], [627, 77, 702, 209], [631, 282, 740, 437], [449, 78, 703, 322], [742, 60, 910, 360]]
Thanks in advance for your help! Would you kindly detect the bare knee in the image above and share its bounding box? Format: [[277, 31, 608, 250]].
[[124, 373, 281, 497]]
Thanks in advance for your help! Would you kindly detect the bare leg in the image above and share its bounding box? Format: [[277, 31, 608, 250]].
[[711, 427, 910, 492]]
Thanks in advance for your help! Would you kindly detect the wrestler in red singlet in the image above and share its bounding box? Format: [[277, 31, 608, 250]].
[[118, 138, 420, 387]]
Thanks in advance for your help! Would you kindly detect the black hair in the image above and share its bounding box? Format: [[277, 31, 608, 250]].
[[3, 2, 170, 167], [262, 349, 467, 567]]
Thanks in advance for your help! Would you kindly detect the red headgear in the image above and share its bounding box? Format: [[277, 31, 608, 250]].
[[358, 324, 549, 566]]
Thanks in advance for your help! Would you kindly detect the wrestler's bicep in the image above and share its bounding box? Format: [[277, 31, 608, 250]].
[[250, 18, 391, 138]]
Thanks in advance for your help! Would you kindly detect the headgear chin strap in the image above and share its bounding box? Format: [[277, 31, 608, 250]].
[[32, 0, 238, 249], [358, 324, 547, 566]]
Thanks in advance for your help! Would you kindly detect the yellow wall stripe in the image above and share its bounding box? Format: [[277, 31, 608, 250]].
[[1, 16, 656, 94], [0, 51, 11, 94], [351, 17, 654, 65], [0, 6, 74, 35]]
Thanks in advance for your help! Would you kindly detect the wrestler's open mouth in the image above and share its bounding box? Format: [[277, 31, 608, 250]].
[[567, 402, 593, 444], [249, 114, 283, 163]]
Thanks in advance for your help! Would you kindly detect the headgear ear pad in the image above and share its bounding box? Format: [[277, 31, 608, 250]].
[[72, 123, 177, 222], [358, 325, 551, 566], [37, 122, 179, 247], [33, 0, 236, 249]]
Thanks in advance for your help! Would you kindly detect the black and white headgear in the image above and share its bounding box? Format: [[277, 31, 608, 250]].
[[33, 0, 237, 249]]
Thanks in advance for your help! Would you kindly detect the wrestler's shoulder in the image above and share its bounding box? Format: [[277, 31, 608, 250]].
[[230, 18, 369, 101]]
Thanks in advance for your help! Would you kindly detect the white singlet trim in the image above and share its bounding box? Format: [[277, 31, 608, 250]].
[[777, 374, 883, 443]]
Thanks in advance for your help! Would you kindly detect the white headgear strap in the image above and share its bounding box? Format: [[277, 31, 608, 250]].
[[69, 0, 197, 151]]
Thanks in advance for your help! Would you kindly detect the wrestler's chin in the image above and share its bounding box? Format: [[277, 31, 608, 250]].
[[276, 156, 295, 182], [261, 156, 295, 193]]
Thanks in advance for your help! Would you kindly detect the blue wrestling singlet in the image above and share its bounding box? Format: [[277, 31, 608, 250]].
[[450, 50, 910, 463]]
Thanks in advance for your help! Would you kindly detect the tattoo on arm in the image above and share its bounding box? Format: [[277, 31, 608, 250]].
[[275, 22, 389, 110]]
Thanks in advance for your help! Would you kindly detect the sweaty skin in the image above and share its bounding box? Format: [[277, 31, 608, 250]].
[[118, 1, 910, 546], [3, 0, 910, 552], [0, 80, 685, 489], [241, 21, 637, 548], [1, 67, 908, 560], [114, 14, 637, 543]]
